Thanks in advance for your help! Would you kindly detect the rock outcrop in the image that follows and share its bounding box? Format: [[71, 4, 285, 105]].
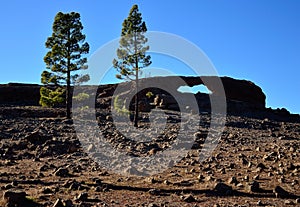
[[136, 76, 266, 108], [112, 76, 266, 113], [0, 76, 267, 113], [0, 83, 41, 105]]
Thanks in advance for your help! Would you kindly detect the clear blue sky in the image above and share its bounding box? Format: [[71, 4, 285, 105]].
[[0, 0, 299, 114]]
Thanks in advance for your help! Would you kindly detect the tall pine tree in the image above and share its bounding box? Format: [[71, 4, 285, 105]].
[[40, 12, 89, 119], [113, 4, 151, 127]]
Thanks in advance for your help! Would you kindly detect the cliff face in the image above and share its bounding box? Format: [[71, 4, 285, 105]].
[[0, 76, 266, 111], [0, 83, 41, 106], [138, 76, 266, 108]]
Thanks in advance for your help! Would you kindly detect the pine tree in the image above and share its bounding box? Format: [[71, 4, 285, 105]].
[[113, 4, 152, 127], [40, 12, 89, 119]]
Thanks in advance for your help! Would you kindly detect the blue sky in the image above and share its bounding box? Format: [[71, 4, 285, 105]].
[[0, 0, 299, 114]]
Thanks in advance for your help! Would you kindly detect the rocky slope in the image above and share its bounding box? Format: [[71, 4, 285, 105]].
[[0, 77, 299, 207], [0, 106, 299, 207]]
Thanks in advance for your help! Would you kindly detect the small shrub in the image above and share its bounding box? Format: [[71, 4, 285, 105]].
[[73, 92, 89, 102], [146, 91, 154, 99], [39, 87, 65, 107], [73, 92, 90, 110], [113, 95, 130, 115]]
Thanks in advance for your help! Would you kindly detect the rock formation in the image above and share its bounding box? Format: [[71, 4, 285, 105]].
[[139, 76, 266, 108], [0, 76, 281, 116]]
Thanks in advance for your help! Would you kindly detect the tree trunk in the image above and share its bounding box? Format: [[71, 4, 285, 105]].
[[66, 31, 71, 120], [66, 69, 71, 119], [134, 68, 139, 127], [133, 33, 139, 127]]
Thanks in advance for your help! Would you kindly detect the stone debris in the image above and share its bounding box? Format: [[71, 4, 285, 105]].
[[257, 200, 264, 206], [0, 101, 299, 206], [274, 186, 293, 198], [249, 181, 260, 193], [148, 189, 161, 196], [213, 182, 233, 195], [3, 190, 27, 206], [284, 200, 295, 205], [54, 167, 69, 177], [53, 199, 64, 207], [227, 176, 239, 185], [76, 192, 88, 201], [180, 194, 196, 203]]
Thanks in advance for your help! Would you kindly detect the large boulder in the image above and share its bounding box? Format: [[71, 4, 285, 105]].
[[3, 190, 27, 206]]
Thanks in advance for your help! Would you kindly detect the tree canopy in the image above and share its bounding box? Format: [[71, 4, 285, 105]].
[[40, 12, 90, 119], [113, 4, 151, 127]]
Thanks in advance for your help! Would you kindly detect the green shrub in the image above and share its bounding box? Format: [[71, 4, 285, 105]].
[[113, 95, 130, 115], [73, 92, 90, 110], [39, 87, 65, 107], [146, 91, 154, 99], [73, 92, 90, 102]]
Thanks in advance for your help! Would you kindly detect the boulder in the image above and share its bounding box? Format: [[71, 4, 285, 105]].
[[54, 167, 69, 177], [3, 190, 27, 206], [274, 185, 294, 198], [213, 182, 233, 195]]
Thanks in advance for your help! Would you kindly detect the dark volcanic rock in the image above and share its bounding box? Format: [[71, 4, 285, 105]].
[[179, 76, 266, 108], [53, 199, 64, 207], [24, 128, 51, 145], [250, 181, 261, 192], [76, 192, 88, 201], [134, 76, 266, 108], [0, 89, 299, 207], [213, 182, 233, 195], [274, 186, 295, 198], [0, 83, 40, 105], [54, 167, 69, 177], [181, 194, 196, 203], [3, 76, 299, 122], [0, 76, 266, 110], [3, 190, 27, 206]]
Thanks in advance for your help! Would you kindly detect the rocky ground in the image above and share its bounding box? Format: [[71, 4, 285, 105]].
[[0, 106, 300, 207]]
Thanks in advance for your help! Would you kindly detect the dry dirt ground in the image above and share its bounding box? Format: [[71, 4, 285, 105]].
[[0, 106, 300, 207]]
